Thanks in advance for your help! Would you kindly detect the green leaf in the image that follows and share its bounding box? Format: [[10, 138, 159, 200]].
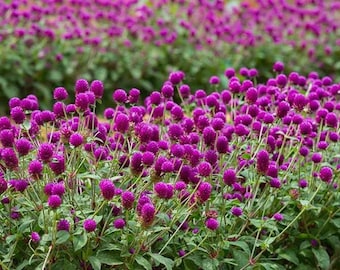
[[229, 241, 250, 255], [56, 231, 70, 245], [232, 250, 249, 270], [97, 250, 123, 266], [135, 255, 152, 270], [312, 247, 330, 270], [149, 253, 174, 270], [331, 218, 340, 228], [89, 256, 101, 270], [18, 218, 35, 233], [278, 249, 299, 265], [73, 232, 88, 252]]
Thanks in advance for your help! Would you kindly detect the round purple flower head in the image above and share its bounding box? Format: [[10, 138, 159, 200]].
[[69, 133, 83, 147], [141, 203, 156, 226], [256, 149, 269, 175], [225, 68, 235, 78], [115, 113, 129, 133], [53, 87, 68, 100], [298, 179, 308, 188], [75, 93, 89, 111], [0, 178, 8, 194], [273, 213, 284, 221], [197, 182, 212, 203], [121, 191, 135, 209], [48, 195, 62, 209], [57, 219, 70, 231], [75, 79, 89, 94], [113, 89, 127, 103], [197, 161, 212, 177], [0, 129, 14, 147], [113, 218, 126, 229], [49, 154, 65, 175], [31, 232, 40, 243], [38, 143, 54, 163], [28, 160, 43, 178], [128, 88, 140, 103], [319, 167, 333, 183], [10, 106, 25, 124], [209, 76, 220, 85], [169, 71, 182, 85], [1, 148, 19, 170], [273, 61, 284, 73], [311, 152, 322, 163], [205, 218, 219, 230], [83, 219, 97, 232], [270, 178, 281, 188], [99, 179, 115, 200], [90, 80, 104, 99], [231, 206, 243, 217], [223, 169, 236, 186], [161, 84, 174, 99]]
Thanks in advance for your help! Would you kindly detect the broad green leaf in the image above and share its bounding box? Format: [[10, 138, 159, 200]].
[[331, 218, 340, 228], [278, 249, 299, 265], [229, 241, 250, 255], [135, 255, 152, 270], [312, 247, 330, 270], [89, 256, 101, 270], [232, 250, 249, 270], [97, 250, 123, 266], [56, 231, 70, 245], [73, 232, 88, 251], [149, 253, 174, 270]]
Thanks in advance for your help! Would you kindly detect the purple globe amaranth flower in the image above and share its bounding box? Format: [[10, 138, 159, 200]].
[[0, 129, 14, 147], [113, 89, 127, 103], [90, 80, 104, 99], [53, 87, 68, 101], [115, 113, 129, 133], [257, 149, 270, 175], [48, 195, 62, 209], [128, 88, 140, 103], [161, 84, 174, 99], [231, 206, 243, 217], [75, 79, 89, 94], [273, 61, 284, 73], [28, 160, 43, 178], [311, 152, 322, 163], [205, 218, 219, 230], [299, 179, 308, 188], [121, 191, 135, 209], [38, 143, 54, 163], [1, 147, 19, 170], [216, 135, 228, 154], [51, 182, 65, 196], [273, 213, 284, 221], [130, 151, 143, 173], [223, 169, 237, 186], [169, 71, 182, 85], [31, 232, 40, 243], [75, 93, 89, 111], [99, 179, 115, 200], [9, 97, 21, 109], [197, 161, 212, 177], [57, 219, 70, 232], [179, 84, 190, 98], [319, 167, 333, 183], [161, 161, 174, 173], [10, 106, 26, 124], [325, 112, 338, 128], [83, 219, 97, 232], [197, 182, 212, 203], [142, 151, 155, 166], [49, 154, 65, 175], [270, 178, 281, 188], [276, 101, 290, 118], [140, 203, 156, 226], [178, 250, 186, 257], [113, 218, 126, 229], [0, 178, 8, 194], [69, 133, 83, 147], [209, 75, 220, 85]]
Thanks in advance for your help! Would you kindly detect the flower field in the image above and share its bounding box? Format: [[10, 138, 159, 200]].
[[0, 0, 339, 270]]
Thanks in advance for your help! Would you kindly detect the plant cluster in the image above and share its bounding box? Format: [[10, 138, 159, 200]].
[[0, 63, 339, 269], [0, 0, 339, 111]]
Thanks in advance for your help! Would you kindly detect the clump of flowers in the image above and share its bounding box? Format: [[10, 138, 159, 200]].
[[0, 65, 339, 270]]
